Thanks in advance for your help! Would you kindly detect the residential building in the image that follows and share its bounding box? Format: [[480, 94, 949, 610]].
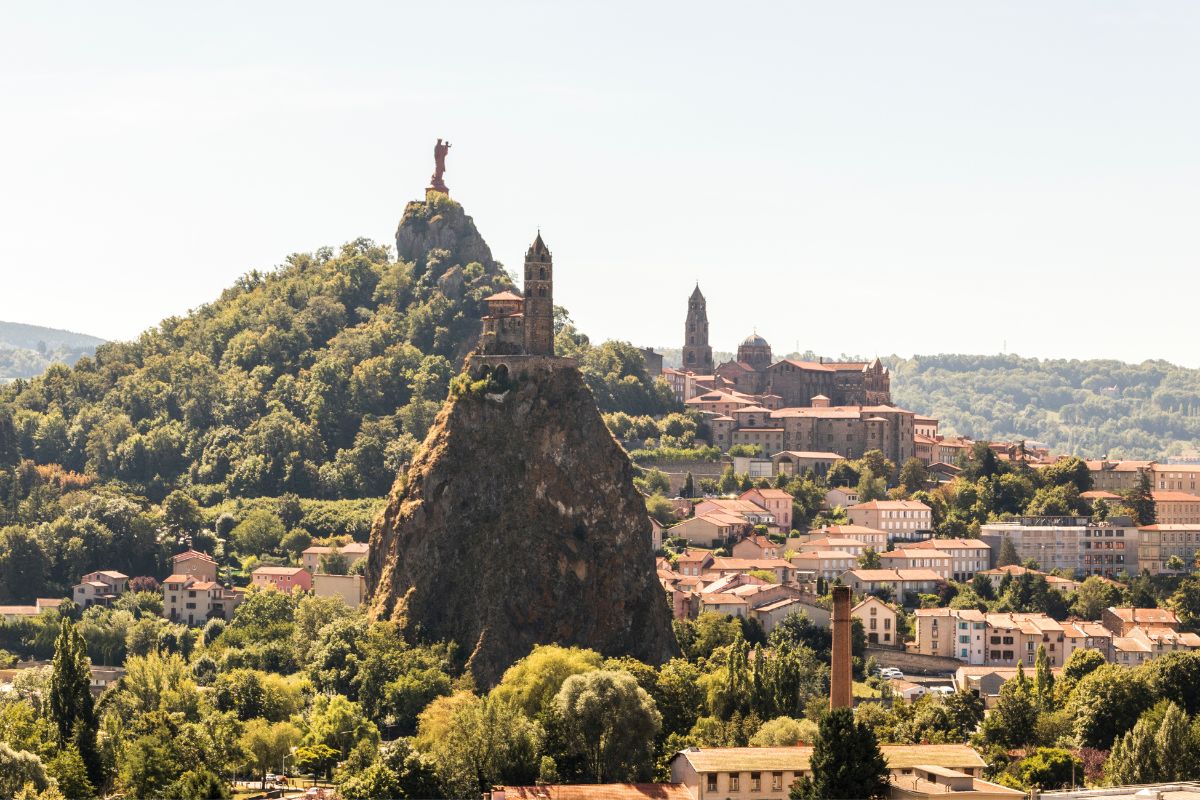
[[905, 538, 992, 581], [796, 536, 869, 556], [0, 599, 64, 621], [824, 487, 859, 510], [731, 534, 781, 560], [1152, 491, 1200, 524], [170, 550, 218, 582], [162, 574, 243, 625], [980, 516, 1138, 578], [1137, 524, 1200, 574], [694, 498, 777, 528], [909, 609, 1070, 667], [752, 597, 829, 633], [879, 548, 952, 579], [706, 557, 796, 585], [977, 565, 1080, 593], [491, 785, 691, 800], [848, 500, 933, 543], [313, 574, 366, 607], [250, 566, 312, 594], [1101, 606, 1182, 635], [671, 512, 749, 548], [301, 541, 370, 573], [814, 524, 888, 549], [854, 596, 899, 647], [1086, 460, 1154, 493], [1151, 462, 1200, 495], [72, 571, 128, 608], [841, 569, 944, 604], [740, 488, 793, 530], [675, 550, 715, 577], [790, 551, 858, 581], [669, 744, 1020, 800], [955, 666, 1063, 709]]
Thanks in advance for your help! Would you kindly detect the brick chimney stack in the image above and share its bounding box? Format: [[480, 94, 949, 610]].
[[830, 585, 853, 709]]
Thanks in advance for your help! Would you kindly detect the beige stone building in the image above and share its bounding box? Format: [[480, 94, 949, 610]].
[[1087, 459, 1154, 492], [910, 608, 1074, 667], [842, 568, 943, 604], [816, 524, 888, 549], [313, 573, 366, 607], [1153, 491, 1200, 524], [790, 550, 858, 581], [671, 512, 749, 548], [731, 534, 781, 560], [879, 549, 952, 579], [1137, 524, 1200, 574], [301, 541, 369, 573], [250, 566, 312, 593], [980, 517, 1138, 578], [669, 744, 1019, 800], [170, 550, 218, 581], [72, 571, 128, 608], [848, 500, 933, 542], [162, 574, 243, 626], [1153, 463, 1200, 495], [854, 596, 899, 646], [824, 487, 860, 510], [905, 538, 992, 581]]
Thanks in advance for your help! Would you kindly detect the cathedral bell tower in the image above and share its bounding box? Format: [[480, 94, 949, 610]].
[[523, 232, 554, 356], [683, 284, 714, 373]]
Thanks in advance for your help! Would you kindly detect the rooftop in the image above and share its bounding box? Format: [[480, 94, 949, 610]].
[[672, 744, 986, 773]]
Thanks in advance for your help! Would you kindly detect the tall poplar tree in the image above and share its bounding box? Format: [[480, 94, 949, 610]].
[[1034, 644, 1055, 707], [49, 618, 102, 788]]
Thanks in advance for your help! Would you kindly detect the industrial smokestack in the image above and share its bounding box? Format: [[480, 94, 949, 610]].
[[831, 585, 853, 709]]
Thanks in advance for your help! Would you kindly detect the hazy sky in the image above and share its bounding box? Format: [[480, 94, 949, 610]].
[[2, 2, 1197, 366]]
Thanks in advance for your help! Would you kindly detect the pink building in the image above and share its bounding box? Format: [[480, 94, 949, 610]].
[[740, 487, 794, 530], [250, 566, 312, 593]]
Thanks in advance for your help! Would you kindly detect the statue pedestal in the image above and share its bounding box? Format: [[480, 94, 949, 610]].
[[427, 176, 449, 196]]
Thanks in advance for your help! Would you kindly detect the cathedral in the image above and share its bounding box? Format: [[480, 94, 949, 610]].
[[478, 233, 556, 356], [680, 286, 891, 407]]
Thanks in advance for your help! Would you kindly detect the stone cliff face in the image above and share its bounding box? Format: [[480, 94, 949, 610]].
[[367, 358, 679, 686], [396, 192, 496, 272]]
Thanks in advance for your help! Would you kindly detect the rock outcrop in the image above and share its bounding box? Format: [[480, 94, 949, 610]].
[[367, 357, 679, 686], [395, 191, 496, 272]]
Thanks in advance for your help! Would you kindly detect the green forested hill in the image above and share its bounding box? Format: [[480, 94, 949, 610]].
[[0, 194, 671, 503], [0, 320, 104, 379], [888, 353, 1200, 458]]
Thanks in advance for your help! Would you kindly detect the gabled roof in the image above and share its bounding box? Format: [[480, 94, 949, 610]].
[[484, 290, 523, 302], [173, 549, 216, 564]]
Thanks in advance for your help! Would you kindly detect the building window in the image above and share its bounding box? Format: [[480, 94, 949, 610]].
[[707, 775, 717, 792], [750, 773, 760, 792], [772, 773, 783, 791], [730, 774, 740, 791]]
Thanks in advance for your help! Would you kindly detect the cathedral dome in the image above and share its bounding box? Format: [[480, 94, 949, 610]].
[[741, 333, 770, 348]]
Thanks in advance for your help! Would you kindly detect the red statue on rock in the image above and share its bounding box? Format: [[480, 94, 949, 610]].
[[429, 138, 451, 194]]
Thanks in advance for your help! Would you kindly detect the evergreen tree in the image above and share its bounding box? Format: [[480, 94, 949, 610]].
[[790, 707, 889, 800], [1154, 702, 1195, 782], [48, 619, 102, 788], [1034, 644, 1054, 708], [997, 537, 1020, 567], [1124, 471, 1156, 526], [1105, 715, 1158, 785], [980, 663, 1037, 749], [681, 472, 694, 499]]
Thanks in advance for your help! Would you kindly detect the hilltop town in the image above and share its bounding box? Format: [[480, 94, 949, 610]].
[[3, 158, 1200, 800]]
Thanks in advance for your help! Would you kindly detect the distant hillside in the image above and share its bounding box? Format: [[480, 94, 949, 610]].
[[888, 353, 1200, 459], [0, 321, 104, 379]]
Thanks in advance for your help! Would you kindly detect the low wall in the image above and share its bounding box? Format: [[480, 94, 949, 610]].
[[636, 460, 727, 495], [865, 646, 963, 676]]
